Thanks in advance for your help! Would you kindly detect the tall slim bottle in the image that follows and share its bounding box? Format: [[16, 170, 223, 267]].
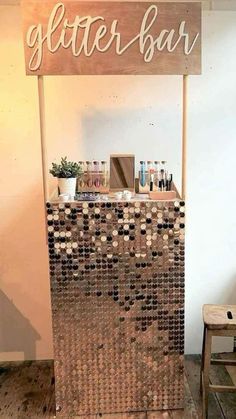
[[140, 161, 146, 187]]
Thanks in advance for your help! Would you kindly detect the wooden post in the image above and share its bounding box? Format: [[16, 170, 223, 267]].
[[37, 75, 49, 203], [182, 74, 188, 200], [37, 76, 49, 245]]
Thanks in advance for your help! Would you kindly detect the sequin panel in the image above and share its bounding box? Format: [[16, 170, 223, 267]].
[[47, 200, 185, 416]]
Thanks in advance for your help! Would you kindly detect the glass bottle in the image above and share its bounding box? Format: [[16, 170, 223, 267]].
[[93, 161, 100, 188], [147, 161, 153, 189], [86, 161, 93, 189], [154, 161, 160, 189], [147, 160, 153, 172], [160, 161, 167, 186], [101, 161, 108, 188], [139, 161, 146, 187], [78, 161, 85, 188]]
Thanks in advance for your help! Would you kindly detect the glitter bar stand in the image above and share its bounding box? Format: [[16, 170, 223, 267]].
[[47, 199, 185, 416]]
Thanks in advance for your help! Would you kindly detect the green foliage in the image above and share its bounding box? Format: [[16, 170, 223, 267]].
[[49, 157, 82, 178]]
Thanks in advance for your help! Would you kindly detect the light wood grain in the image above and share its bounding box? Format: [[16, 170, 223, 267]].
[[37, 76, 48, 202], [221, 352, 236, 386], [0, 361, 54, 418], [203, 304, 236, 330], [21, 1, 201, 75], [181, 75, 187, 200], [209, 354, 236, 419], [185, 354, 224, 419]]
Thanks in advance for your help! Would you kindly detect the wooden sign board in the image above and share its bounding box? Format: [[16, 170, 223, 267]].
[[21, 1, 201, 75]]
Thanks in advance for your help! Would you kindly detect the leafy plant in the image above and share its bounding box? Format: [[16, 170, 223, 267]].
[[49, 157, 82, 178]]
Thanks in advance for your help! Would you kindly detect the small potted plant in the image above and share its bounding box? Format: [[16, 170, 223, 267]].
[[50, 157, 82, 198]]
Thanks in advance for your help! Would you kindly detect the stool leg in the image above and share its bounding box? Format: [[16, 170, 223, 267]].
[[202, 328, 212, 419], [200, 325, 206, 394]]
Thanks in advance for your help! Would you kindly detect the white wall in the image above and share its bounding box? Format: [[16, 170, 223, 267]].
[[0, 5, 53, 361], [186, 11, 236, 353], [0, 5, 236, 359]]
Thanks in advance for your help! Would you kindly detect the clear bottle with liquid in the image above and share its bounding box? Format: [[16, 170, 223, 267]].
[[154, 161, 160, 189], [93, 161, 100, 188], [139, 161, 146, 187], [86, 161, 93, 189], [101, 161, 108, 188], [147, 161, 153, 189], [78, 161, 85, 188]]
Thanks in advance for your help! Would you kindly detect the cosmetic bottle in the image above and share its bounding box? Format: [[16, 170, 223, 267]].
[[149, 169, 155, 192], [101, 161, 108, 188], [139, 161, 146, 187], [160, 161, 167, 189], [154, 161, 160, 174], [154, 161, 160, 190], [166, 174, 173, 191], [93, 161, 100, 188], [161, 160, 167, 177], [78, 161, 85, 188], [147, 161, 153, 190], [86, 161, 93, 189], [147, 161, 153, 172]]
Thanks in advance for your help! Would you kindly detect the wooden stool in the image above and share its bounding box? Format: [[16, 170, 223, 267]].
[[200, 304, 236, 418]]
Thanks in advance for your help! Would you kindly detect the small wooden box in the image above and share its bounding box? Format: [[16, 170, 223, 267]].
[[149, 190, 177, 200]]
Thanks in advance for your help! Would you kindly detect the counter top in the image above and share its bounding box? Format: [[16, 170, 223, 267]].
[[48, 193, 182, 205]]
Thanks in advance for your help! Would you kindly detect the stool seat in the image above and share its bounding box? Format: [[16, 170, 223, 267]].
[[203, 304, 236, 330]]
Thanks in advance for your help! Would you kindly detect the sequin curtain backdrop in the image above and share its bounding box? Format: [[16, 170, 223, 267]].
[[47, 199, 185, 416]]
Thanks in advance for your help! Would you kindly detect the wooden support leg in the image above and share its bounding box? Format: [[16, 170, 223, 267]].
[[200, 325, 206, 394], [202, 328, 212, 419]]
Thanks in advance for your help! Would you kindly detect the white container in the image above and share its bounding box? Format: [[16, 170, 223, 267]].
[[58, 178, 77, 198]]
